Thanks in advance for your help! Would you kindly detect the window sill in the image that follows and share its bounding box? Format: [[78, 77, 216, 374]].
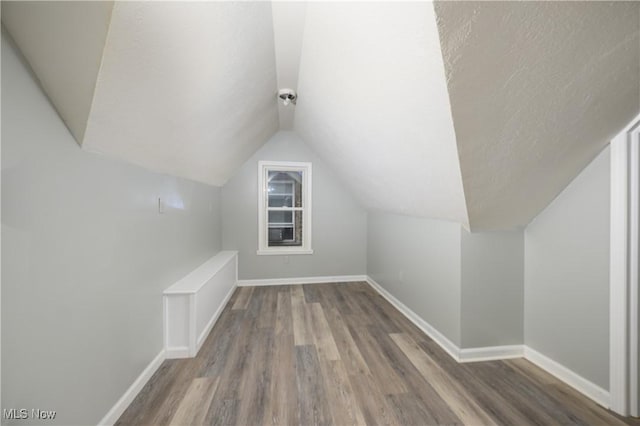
[[256, 249, 314, 256]]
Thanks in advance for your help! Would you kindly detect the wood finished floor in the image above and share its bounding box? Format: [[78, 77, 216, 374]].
[[116, 282, 637, 426]]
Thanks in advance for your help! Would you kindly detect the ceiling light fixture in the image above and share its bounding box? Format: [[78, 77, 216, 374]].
[[278, 88, 297, 106]]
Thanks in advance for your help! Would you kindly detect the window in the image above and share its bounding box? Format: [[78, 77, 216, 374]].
[[258, 161, 312, 255]]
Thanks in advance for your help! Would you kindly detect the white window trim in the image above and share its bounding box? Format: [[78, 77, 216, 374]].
[[257, 161, 313, 255]]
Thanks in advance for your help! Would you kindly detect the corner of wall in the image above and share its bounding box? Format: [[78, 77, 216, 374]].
[[459, 228, 525, 349]]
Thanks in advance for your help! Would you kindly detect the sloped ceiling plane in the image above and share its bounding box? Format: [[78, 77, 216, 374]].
[[3, 1, 639, 231]]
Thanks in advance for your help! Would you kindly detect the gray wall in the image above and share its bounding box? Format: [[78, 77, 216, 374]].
[[461, 229, 524, 348], [525, 146, 610, 390], [367, 213, 462, 346], [222, 131, 367, 279], [1, 33, 222, 425]]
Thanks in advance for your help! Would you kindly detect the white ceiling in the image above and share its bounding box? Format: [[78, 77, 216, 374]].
[[435, 1, 640, 230], [1, 1, 113, 142], [3, 1, 639, 230], [295, 2, 469, 226], [82, 1, 279, 185], [271, 1, 307, 130]]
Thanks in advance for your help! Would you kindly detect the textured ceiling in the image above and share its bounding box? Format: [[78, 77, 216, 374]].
[[271, 2, 306, 130], [295, 2, 469, 226], [435, 1, 640, 230], [1, 1, 113, 142], [82, 1, 279, 185], [3, 1, 639, 230]]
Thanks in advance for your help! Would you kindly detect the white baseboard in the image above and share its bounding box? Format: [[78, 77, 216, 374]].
[[459, 345, 524, 363], [100, 273, 237, 424], [165, 346, 191, 359], [98, 349, 165, 426], [365, 276, 609, 409], [237, 274, 367, 287], [365, 276, 461, 361], [196, 282, 237, 352], [99, 273, 610, 426], [524, 346, 610, 409]]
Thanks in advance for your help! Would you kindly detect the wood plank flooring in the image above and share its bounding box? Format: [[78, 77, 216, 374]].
[[116, 282, 638, 426]]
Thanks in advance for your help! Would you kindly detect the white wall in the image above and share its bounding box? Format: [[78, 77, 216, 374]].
[[1, 32, 222, 425], [222, 131, 367, 280], [461, 229, 524, 348], [525, 146, 610, 390], [367, 213, 462, 346]]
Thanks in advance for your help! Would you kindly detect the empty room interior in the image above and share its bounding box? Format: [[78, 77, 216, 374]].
[[2, 1, 640, 425]]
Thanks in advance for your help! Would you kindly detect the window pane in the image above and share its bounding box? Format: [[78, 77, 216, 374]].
[[268, 212, 302, 247], [268, 182, 292, 194], [268, 210, 293, 225], [268, 195, 292, 208], [268, 170, 303, 208]]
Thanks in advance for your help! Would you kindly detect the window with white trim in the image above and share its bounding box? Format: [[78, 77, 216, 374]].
[[258, 161, 312, 255]]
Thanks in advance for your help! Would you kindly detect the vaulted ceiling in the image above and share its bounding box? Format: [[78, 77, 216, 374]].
[[3, 1, 639, 231], [436, 1, 640, 230]]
